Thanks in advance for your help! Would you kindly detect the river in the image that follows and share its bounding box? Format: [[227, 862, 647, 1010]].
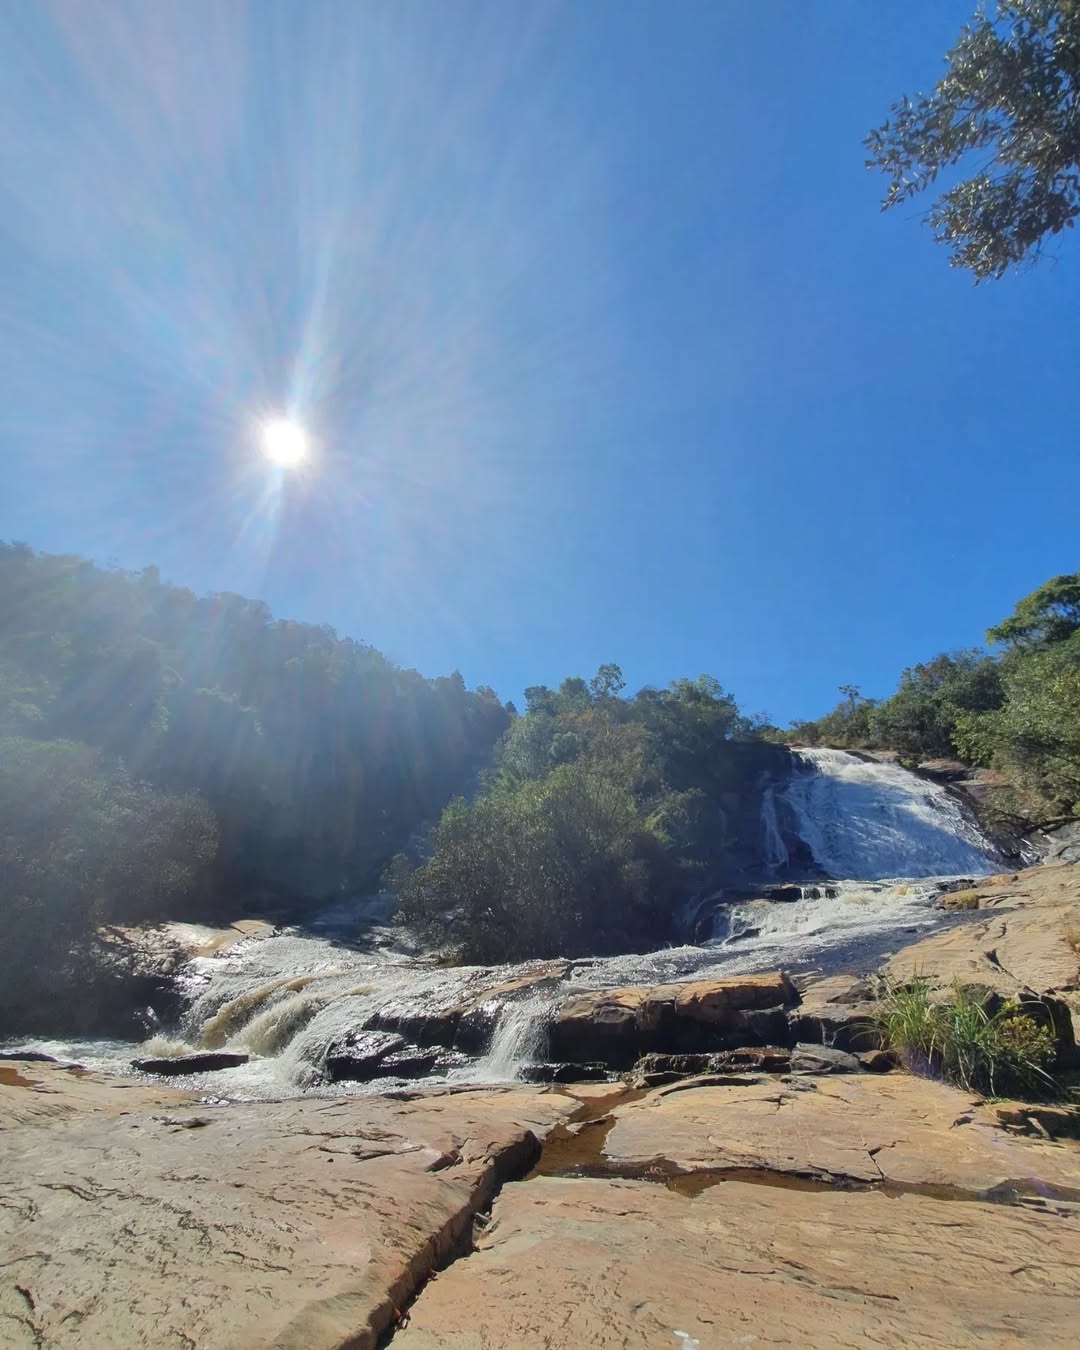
[[6, 750, 1005, 1097]]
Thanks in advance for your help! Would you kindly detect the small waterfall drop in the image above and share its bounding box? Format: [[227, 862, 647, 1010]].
[[782, 748, 999, 880], [759, 785, 789, 872], [470, 992, 557, 1081]]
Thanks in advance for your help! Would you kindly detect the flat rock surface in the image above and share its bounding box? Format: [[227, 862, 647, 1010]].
[[0, 1065, 575, 1349], [604, 1072, 1080, 1198], [397, 1173, 1080, 1349], [884, 863, 1080, 1002]]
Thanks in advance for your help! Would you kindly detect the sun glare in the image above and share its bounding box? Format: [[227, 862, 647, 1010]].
[[261, 418, 308, 468]]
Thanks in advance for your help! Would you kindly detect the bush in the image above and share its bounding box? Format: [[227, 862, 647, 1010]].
[[397, 761, 679, 962], [878, 977, 1057, 1098]]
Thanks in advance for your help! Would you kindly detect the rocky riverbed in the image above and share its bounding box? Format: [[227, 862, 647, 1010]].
[[3, 861, 1080, 1347]]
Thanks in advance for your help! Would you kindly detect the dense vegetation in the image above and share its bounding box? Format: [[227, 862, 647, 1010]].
[[2, 540, 1077, 999], [396, 670, 782, 961], [0, 542, 511, 1017], [867, 0, 1080, 278], [790, 575, 1080, 823]]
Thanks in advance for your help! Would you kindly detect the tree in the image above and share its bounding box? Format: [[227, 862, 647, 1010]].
[[866, 2, 1080, 279], [986, 573, 1080, 648]]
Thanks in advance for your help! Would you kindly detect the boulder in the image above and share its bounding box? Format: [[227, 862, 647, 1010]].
[[790, 1042, 862, 1074], [548, 971, 796, 1066], [857, 1048, 899, 1073], [326, 1032, 469, 1082], [324, 1030, 408, 1081], [764, 884, 803, 903], [132, 1051, 250, 1076]]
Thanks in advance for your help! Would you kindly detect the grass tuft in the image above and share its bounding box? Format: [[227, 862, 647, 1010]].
[[878, 976, 1058, 1099]]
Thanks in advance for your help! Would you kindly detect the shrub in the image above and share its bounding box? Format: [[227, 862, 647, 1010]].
[[878, 977, 1057, 1098]]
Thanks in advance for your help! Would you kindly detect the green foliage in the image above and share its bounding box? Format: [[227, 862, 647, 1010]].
[[398, 664, 773, 961], [866, 1, 1080, 279], [986, 573, 1080, 650], [955, 632, 1080, 813], [868, 651, 1004, 761], [879, 978, 1058, 1098], [0, 735, 217, 1019], [0, 542, 511, 899], [398, 762, 676, 962]]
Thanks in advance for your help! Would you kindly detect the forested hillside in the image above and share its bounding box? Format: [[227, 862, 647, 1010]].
[[3, 540, 1078, 1003], [789, 575, 1080, 825], [0, 542, 513, 1011]]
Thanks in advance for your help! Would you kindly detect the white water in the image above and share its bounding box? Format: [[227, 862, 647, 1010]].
[[759, 785, 789, 871], [4, 748, 1006, 1096], [781, 748, 999, 881], [467, 991, 560, 1081]]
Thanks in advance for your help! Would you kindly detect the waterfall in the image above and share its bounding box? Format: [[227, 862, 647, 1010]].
[[470, 993, 557, 1082], [782, 748, 999, 880], [8, 748, 1013, 1097], [759, 785, 789, 871]]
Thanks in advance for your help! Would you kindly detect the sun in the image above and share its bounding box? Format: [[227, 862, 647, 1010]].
[[261, 418, 308, 467]]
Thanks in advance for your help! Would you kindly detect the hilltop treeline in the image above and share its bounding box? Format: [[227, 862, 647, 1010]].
[[0, 542, 511, 1014], [789, 575, 1080, 824]]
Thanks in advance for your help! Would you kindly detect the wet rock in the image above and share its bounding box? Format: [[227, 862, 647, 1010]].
[[324, 1030, 407, 1081], [518, 1062, 609, 1084], [765, 884, 803, 903], [368, 961, 571, 1052], [376, 1046, 470, 1078], [626, 1047, 790, 1088], [790, 1043, 861, 1074], [0, 1049, 60, 1063], [326, 1033, 469, 1082], [548, 971, 797, 1066], [132, 1051, 250, 1076]]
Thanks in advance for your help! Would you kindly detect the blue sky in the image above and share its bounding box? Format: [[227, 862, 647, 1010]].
[[1, 1, 1076, 724]]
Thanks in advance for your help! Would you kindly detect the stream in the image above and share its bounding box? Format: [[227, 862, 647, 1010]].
[[7, 750, 1006, 1097]]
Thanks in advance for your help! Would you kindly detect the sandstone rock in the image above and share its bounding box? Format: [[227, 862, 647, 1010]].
[[325, 1029, 408, 1080], [603, 1072, 1080, 1198], [396, 1173, 1080, 1349], [548, 971, 795, 1065], [791, 973, 882, 1050], [885, 862, 1080, 1000], [132, 1050, 250, 1076], [790, 1042, 861, 1074], [857, 1048, 898, 1072], [626, 1047, 790, 1089], [368, 961, 571, 1053], [0, 1064, 576, 1349], [518, 1062, 609, 1084]]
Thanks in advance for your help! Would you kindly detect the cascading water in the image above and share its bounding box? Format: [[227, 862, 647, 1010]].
[[5, 746, 1010, 1096], [467, 991, 559, 1082], [781, 748, 999, 880], [759, 785, 789, 872]]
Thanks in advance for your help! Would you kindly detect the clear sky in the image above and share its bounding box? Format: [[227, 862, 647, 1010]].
[[1, 1, 1076, 724]]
